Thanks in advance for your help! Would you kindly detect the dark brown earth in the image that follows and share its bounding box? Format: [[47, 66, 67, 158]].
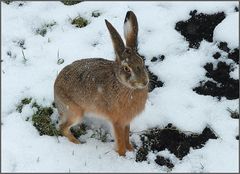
[[193, 42, 239, 100], [135, 124, 217, 168], [175, 10, 225, 48], [146, 65, 164, 92]]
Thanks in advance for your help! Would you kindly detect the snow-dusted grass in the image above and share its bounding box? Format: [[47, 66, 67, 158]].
[[2, 1, 239, 172]]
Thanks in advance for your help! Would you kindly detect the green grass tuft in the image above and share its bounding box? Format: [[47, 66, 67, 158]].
[[16, 98, 61, 136], [35, 21, 57, 37], [71, 16, 89, 28], [32, 104, 61, 136], [16, 98, 113, 142], [16, 98, 32, 113], [90, 128, 110, 142], [71, 124, 87, 138]]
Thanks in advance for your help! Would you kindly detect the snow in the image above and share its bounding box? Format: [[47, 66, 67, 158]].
[[2, 1, 239, 172], [213, 12, 239, 49], [230, 66, 239, 80]]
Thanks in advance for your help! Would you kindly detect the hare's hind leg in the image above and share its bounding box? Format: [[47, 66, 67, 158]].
[[58, 101, 84, 144], [59, 115, 82, 144]]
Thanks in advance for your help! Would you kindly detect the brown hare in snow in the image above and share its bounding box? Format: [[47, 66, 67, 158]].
[[54, 11, 149, 156]]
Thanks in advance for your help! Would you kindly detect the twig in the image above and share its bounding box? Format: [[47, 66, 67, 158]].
[[21, 49, 27, 64]]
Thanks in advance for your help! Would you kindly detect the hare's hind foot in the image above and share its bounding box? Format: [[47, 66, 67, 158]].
[[59, 109, 83, 144], [60, 121, 81, 144], [60, 127, 81, 144], [69, 137, 81, 144], [56, 98, 84, 144]]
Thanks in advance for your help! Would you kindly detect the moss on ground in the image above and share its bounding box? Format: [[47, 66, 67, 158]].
[[16, 98, 88, 138], [31, 103, 61, 136], [71, 124, 87, 138], [90, 128, 110, 142], [16, 98, 112, 143], [35, 21, 57, 37], [71, 16, 89, 28], [16, 97, 32, 113], [16, 98, 60, 136]]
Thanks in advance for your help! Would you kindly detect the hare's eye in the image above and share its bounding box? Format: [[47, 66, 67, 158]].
[[123, 66, 131, 73]]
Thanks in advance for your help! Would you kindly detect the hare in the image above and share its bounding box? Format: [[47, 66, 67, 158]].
[[54, 11, 149, 156]]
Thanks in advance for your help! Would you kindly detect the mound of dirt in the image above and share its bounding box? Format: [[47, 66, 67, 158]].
[[140, 54, 164, 92], [175, 10, 225, 48], [146, 65, 164, 92], [228, 48, 239, 64], [193, 42, 239, 100], [135, 124, 217, 168], [193, 63, 239, 100]]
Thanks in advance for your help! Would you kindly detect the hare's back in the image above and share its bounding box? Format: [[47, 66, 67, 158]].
[[70, 58, 114, 82], [54, 58, 116, 98]]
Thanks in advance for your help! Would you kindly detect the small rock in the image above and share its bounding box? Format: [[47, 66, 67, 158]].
[[204, 63, 213, 73], [234, 6, 239, 12], [166, 123, 173, 128], [189, 9, 197, 16], [160, 55, 165, 61], [151, 57, 158, 62], [218, 42, 230, 53], [212, 52, 221, 59], [151, 55, 165, 62], [155, 156, 174, 169], [57, 58, 64, 65], [136, 147, 149, 162], [92, 10, 101, 17], [228, 48, 239, 64]]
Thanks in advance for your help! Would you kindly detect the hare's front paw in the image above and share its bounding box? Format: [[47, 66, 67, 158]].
[[126, 143, 134, 151], [117, 148, 126, 156]]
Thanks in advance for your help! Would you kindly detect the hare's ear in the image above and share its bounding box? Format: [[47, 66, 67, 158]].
[[105, 19, 125, 61], [124, 11, 138, 49]]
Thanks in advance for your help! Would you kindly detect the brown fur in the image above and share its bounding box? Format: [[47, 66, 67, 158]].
[[54, 11, 149, 156]]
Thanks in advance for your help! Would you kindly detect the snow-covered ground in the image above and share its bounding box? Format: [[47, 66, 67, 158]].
[[1, 1, 239, 172]]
